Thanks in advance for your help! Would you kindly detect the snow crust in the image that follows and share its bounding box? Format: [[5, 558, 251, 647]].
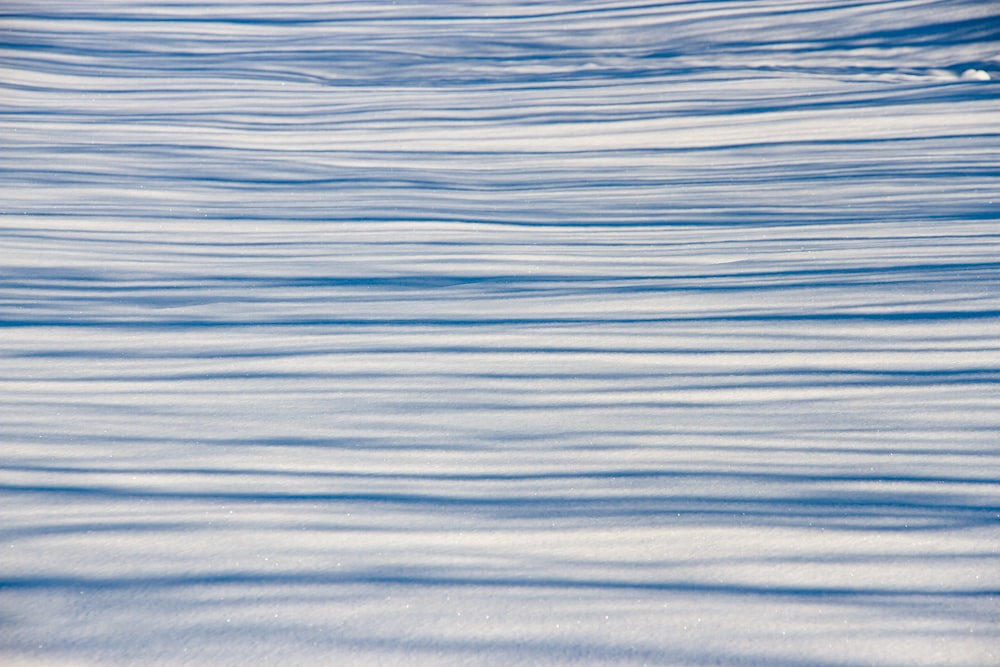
[[2, 1, 998, 665]]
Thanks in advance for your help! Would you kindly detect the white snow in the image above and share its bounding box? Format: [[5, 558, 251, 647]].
[[1, 1, 999, 665]]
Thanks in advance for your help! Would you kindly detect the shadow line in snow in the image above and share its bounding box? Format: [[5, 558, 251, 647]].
[[3, 310, 999, 328], [1, 571, 996, 600], [2, 482, 996, 532]]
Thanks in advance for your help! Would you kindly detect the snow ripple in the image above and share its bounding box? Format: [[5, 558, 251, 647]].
[[2, 2, 999, 666]]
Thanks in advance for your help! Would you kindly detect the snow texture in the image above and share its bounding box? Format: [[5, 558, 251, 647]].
[[1, 1, 999, 665]]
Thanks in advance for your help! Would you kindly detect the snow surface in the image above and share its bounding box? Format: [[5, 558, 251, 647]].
[[1, 1, 999, 665]]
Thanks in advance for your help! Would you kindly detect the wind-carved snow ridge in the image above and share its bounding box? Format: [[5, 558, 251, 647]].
[[1, 2, 999, 666]]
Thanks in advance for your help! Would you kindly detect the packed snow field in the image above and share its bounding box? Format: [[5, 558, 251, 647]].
[[2, 1, 999, 665]]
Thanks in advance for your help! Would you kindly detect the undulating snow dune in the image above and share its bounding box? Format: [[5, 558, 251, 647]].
[[2, 1, 998, 665]]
